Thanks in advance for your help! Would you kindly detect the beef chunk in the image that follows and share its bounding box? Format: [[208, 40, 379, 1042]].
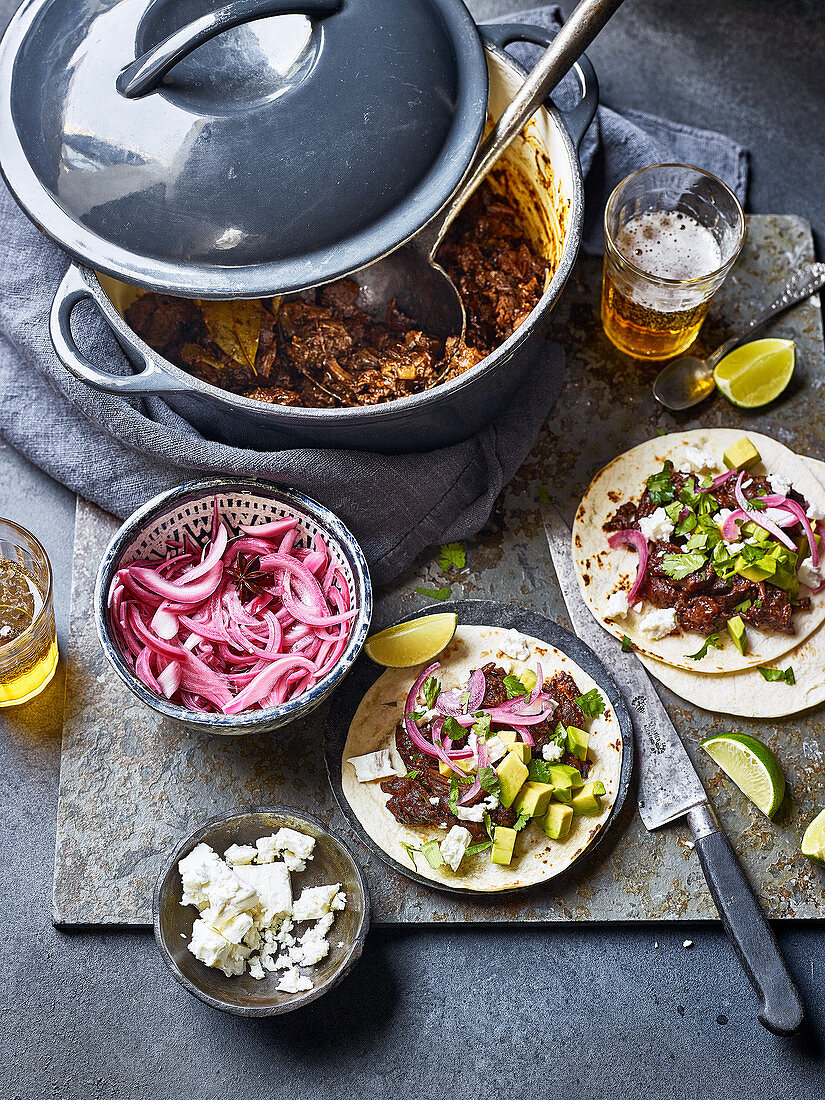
[[741, 584, 798, 635], [546, 671, 585, 730], [380, 776, 444, 828], [676, 595, 722, 634], [480, 662, 510, 708]]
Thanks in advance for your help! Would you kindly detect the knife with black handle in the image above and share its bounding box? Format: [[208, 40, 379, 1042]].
[[541, 500, 805, 1036]]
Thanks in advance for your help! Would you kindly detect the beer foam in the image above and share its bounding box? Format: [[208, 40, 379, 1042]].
[[615, 211, 722, 281]]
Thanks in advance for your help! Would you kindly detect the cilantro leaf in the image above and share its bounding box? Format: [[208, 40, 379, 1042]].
[[527, 758, 554, 783], [675, 510, 698, 537], [483, 812, 495, 841], [646, 461, 676, 505], [404, 710, 425, 722], [421, 675, 440, 709], [686, 633, 723, 661], [538, 485, 551, 505], [478, 765, 501, 800], [621, 634, 634, 653], [575, 687, 606, 718], [656, 427, 667, 437], [513, 811, 531, 833], [438, 542, 466, 572], [421, 840, 444, 868], [459, 690, 470, 711], [403, 769, 420, 779], [466, 840, 493, 857], [733, 599, 752, 614], [448, 776, 460, 815], [443, 716, 466, 741], [503, 673, 529, 699], [415, 585, 452, 602], [757, 665, 796, 685], [661, 552, 707, 580], [471, 712, 491, 740]]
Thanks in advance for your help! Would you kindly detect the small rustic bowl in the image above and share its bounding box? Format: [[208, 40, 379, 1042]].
[[154, 808, 370, 1017], [94, 477, 372, 735]]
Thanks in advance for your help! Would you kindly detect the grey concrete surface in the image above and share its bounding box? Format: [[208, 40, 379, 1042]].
[[1, 1, 825, 1098]]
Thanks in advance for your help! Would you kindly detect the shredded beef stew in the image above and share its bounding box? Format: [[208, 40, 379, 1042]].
[[125, 183, 548, 409]]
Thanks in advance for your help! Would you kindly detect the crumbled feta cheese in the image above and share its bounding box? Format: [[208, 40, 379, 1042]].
[[766, 506, 793, 526], [678, 444, 719, 474], [224, 843, 257, 865], [439, 825, 472, 871], [233, 862, 292, 925], [267, 828, 317, 873], [807, 502, 825, 522], [248, 957, 265, 980], [332, 891, 347, 911], [429, 796, 440, 806], [454, 794, 499, 822], [769, 473, 792, 499], [347, 749, 399, 783], [799, 559, 822, 589], [683, 939, 693, 949], [188, 919, 247, 977], [726, 541, 744, 554], [292, 884, 341, 922], [542, 741, 564, 763], [484, 735, 508, 764], [220, 912, 255, 945], [178, 843, 260, 931], [604, 589, 630, 620], [638, 507, 674, 543], [277, 968, 313, 994], [501, 627, 531, 662], [715, 508, 736, 537], [638, 607, 678, 640], [255, 835, 278, 864]]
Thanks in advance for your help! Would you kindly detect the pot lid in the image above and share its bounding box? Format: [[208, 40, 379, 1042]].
[[0, 0, 487, 297]]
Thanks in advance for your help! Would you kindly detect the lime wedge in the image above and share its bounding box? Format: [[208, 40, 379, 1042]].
[[365, 613, 457, 667], [713, 338, 795, 409], [701, 732, 785, 818], [801, 807, 825, 866]]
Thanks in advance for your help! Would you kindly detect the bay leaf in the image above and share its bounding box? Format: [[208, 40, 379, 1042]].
[[196, 299, 262, 371]]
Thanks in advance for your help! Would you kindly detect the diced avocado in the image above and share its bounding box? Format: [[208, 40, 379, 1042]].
[[438, 755, 476, 777], [735, 555, 776, 583], [726, 615, 748, 656], [497, 751, 529, 807], [723, 437, 761, 471], [566, 725, 589, 762], [520, 668, 538, 693], [512, 781, 554, 818], [497, 730, 531, 764], [553, 763, 585, 789], [541, 802, 574, 840], [490, 826, 517, 865], [571, 781, 605, 815], [421, 840, 444, 869], [741, 522, 771, 544], [552, 786, 573, 805], [797, 532, 821, 563]]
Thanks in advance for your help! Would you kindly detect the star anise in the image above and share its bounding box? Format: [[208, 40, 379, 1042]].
[[226, 553, 269, 600]]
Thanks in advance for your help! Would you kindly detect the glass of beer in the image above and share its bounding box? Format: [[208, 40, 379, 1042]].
[[601, 164, 745, 360], [0, 519, 58, 706]]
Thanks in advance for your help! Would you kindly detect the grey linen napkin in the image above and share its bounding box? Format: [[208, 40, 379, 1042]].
[[0, 6, 747, 585]]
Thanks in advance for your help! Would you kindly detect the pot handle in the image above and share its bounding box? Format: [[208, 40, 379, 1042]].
[[49, 266, 191, 395], [480, 23, 599, 152], [117, 0, 342, 99]]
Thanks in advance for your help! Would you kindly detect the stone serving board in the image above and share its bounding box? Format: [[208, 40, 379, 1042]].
[[53, 216, 825, 925]]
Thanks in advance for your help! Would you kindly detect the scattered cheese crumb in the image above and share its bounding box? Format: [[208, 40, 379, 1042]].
[[638, 607, 678, 640], [678, 444, 719, 474], [440, 825, 472, 871], [277, 968, 313, 994], [604, 589, 630, 621], [638, 507, 674, 543], [542, 741, 564, 763], [799, 559, 822, 590], [224, 843, 257, 865], [454, 795, 499, 822], [683, 939, 693, 948], [485, 735, 508, 764], [347, 748, 399, 783]]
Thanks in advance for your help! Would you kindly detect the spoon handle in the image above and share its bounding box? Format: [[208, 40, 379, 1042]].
[[431, 0, 625, 250], [707, 262, 825, 368]]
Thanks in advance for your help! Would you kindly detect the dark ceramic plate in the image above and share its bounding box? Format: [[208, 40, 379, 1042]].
[[324, 600, 634, 896], [154, 808, 370, 1016]]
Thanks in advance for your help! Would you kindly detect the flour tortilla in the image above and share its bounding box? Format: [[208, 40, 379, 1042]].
[[636, 456, 825, 717], [341, 625, 623, 892], [573, 429, 825, 674]]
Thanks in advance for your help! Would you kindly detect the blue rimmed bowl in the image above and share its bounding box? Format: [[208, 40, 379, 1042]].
[[94, 478, 372, 735]]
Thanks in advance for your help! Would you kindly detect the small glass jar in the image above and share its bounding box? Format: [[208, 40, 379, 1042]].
[[0, 519, 58, 706]]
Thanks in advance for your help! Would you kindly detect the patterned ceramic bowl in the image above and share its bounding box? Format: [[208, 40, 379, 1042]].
[[94, 478, 372, 735]]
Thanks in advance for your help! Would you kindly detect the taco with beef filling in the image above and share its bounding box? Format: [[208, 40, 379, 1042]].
[[572, 429, 825, 674], [341, 625, 623, 891]]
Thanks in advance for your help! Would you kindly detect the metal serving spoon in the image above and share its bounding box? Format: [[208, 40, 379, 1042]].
[[353, 0, 626, 339], [653, 262, 825, 411]]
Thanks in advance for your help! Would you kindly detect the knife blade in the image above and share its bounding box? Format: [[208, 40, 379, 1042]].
[[540, 499, 805, 1036], [541, 500, 706, 830]]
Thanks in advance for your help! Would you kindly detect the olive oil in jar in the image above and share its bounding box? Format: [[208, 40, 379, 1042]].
[[0, 535, 58, 706]]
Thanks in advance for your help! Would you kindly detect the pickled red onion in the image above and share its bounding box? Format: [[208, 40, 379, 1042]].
[[607, 529, 649, 603], [734, 474, 796, 551]]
